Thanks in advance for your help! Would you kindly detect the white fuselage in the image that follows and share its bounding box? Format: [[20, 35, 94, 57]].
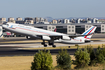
[[2, 23, 85, 44], [3, 23, 65, 36], [55, 37, 85, 43]]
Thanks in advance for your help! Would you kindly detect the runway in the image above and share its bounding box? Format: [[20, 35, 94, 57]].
[[0, 48, 78, 56], [0, 37, 74, 47], [0, 35, 105, 56]]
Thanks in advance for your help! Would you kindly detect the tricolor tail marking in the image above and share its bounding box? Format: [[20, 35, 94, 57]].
[[84, 27, 95, 38], [82, 26, 96, 39]]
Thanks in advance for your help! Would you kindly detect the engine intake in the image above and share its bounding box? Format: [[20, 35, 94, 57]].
[[62, 36, 70, 40], [42, 36, 51, 40]]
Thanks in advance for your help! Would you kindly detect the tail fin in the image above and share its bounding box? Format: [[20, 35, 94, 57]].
[[82, 26, 97, 40]]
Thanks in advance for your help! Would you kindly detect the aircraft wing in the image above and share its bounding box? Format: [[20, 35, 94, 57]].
[[37, 34, 89, 40], [48, 32, 93, 39]]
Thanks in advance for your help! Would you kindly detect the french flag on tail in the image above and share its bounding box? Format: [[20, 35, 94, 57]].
[[82, 26, 97, 41]]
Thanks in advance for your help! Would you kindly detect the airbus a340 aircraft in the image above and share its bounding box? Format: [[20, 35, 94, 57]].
[[2, 23, 97, 47]]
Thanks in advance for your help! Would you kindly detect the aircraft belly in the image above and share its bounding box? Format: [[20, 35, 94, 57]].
[[62, 40, 84, 44], [54, 39, 84, 44]]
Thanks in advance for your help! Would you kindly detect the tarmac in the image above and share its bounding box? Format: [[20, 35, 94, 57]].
[[0, 33, 105, 56]]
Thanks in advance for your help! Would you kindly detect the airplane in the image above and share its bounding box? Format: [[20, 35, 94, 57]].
[[2, 23, 97, 47]]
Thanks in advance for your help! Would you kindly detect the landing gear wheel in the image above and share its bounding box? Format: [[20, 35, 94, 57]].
[[52, 45, 56, 48], [44, 44, 47, 47], [41, 40, 45, 45]]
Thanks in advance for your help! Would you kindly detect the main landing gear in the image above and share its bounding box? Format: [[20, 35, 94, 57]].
[[48, 41, 56, 48], [41, 40, 56, 48], [41, 40, 47, 47]]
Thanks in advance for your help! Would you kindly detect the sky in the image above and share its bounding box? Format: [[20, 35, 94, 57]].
[[0, 0, 105, 19]]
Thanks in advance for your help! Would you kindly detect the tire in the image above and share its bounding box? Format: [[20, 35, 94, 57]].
[[53, 45, 56, 48], [44, 44, 47, 47]]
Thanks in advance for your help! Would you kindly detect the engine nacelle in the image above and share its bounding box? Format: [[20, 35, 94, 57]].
[[26, 36, 37, 40], [42, 36, 51, 40], [62, 36, 70, 40]]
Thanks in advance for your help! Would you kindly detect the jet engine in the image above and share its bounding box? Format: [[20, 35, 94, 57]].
[[26, 36, 37, 40], [42, 36, 51, 40], [62, 36, 70, 40]]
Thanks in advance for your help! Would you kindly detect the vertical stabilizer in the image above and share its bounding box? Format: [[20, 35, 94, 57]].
[[82, 26, 97, 41]]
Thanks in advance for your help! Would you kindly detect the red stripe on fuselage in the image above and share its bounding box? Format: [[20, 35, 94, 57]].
[[15, 27, 51, 35], [84, 27, 95, 38], [84, 38, 90, 39]]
